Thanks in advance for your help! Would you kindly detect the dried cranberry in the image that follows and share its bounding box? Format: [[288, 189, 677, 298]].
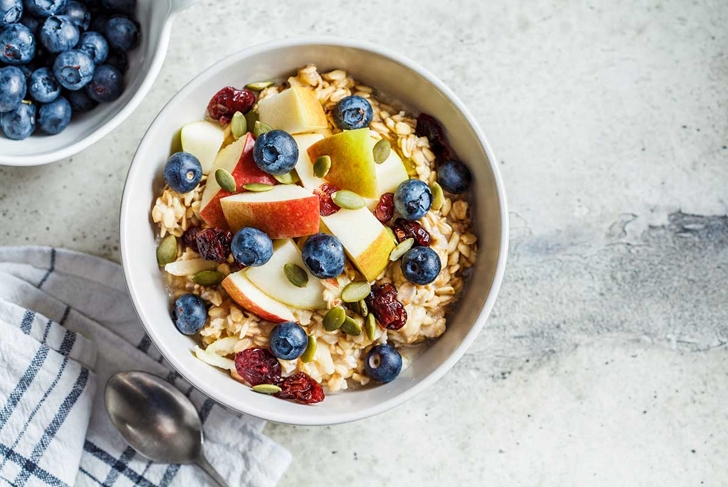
[[195, 227, 232, 263], [415, 113, 453, 160], [234, 348, 282, 387], [182, 226, 201, 252], [275, 372, 325, 404], [207, 87, 256, 124], [374, 193, 395, 223], [392, 218, 431, 247], [365, 283, 407, 330], [314, 183, 341, 217]]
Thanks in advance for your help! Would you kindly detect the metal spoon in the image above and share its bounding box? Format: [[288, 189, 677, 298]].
[[104, 371, 230, 487]]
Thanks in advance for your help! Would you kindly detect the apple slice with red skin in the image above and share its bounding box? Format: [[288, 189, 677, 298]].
[[221, 271, 296, 323]]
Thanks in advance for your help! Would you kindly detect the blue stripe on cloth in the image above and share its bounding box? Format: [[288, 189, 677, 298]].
[[42, 319, 52, 343], [83, 441, 157, 487], [0, 345, 50, 431], [58, 330, 77, 357], [101, 446, 136, 487], [137, 460, 154, 483], [158, 465, 180, 487], [199, 399, 215, 424], [136, 335, 152, 354], [13, 368, 90, 486], [0, 444, 68, 487], [37, 248, 56, 288], [19, 310, 35, 335], [0, 357, 69, 472], [79, 467, 104, 486], [59, 306, 70, 326]]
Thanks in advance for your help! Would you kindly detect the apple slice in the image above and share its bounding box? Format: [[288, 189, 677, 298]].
[[375, 145, 408, 195], [220, 185, 319, 238], [199, 133, 277, 229], [164, 259, 216, 276], [222, 271, 295, 323], [181, 120, 225, 174], [322, 207, 395, 281], [258, 86, 328, 134], [245, 239, 326, 310], [307, 128, 379, 198], [293, 133, 326, 190]]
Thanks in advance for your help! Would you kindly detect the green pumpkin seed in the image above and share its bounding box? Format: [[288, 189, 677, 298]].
[[430, 181, 444, 211], [300, 334, 317, 363], [358, 299, 368, 317], [389, 238, 414, 261], [191, 270, 224, 286], [373, 139, 391, 164], [284, 263, 308, 288], [385, 226, 397, 243], [341, 316, 362, 336], [253, 120, 272, 138], [274, 170, 299, 185], [245, 81, 274, 91], [365, 313, 376, 340], [231, 111, 247, 140], [323, 306, 346, 331], [243, 183, 274, 192], [215, 168, 236, 193], [245, 110, 259, 133], [313, 155, 331, 178], [332, 190, 365, 210], [341, 281, 371, 303], [156, 235, 177, 266], [252, 384, 282, 394], [347, 300, 361, 315]]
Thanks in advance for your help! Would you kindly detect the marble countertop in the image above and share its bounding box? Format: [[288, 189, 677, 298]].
[[2, 1, 727, 485]]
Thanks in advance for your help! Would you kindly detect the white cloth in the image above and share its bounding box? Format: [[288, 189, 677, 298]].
[[0, 247, 291, 487]]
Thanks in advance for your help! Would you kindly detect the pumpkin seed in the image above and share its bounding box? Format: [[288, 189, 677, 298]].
[[358, 299, 368, 317], [245, 110, 258, 133], [332, 190, 365, 210], [313, 155, 331, 178], [373, 138, 391, 164], [243, 183, 274, 192], [365, 313, 376, 340], [430, 181, 444, 211], [300, 334, 317, 363], [284, 263, 308, 288], [191, 270, 224, 286], [231, 111, 247, 140], [215, 168, 236, 193], [341, 316, 362, 336], [341, 281, 371, 302], [156, 235, 177, 266], [385, 226, 397, 243], [347, 300, 361, 315], [252, 384, 281, 394], [245, 80, 274, 91], [253, 120, 272, 138], [323, 306, 346, 331], [389, 238, 414, 261], [274, 170, 299, 185]]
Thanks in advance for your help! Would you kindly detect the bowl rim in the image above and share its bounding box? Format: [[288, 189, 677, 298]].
[[120, 36, 509, 425], [0, 4, 178, 167]]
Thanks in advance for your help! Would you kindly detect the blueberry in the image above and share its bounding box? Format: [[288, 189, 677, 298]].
[[230, 227, 273, 267], [400, 246, 441, 285], [84, 63, 122, 102], [394, 179, 432, 221], [332, 95, 373, 130], [37, 95, 71, 134], [61, 0, 89, 29], [365, 344, 402, 383], [269, 322, 308, 360], [17, 63, 34, 80], [164, 151, 202, 194], [53, 49, 94, 90], [0, 0, 23, 27], [437, 160, 472, 194], [76, 30, 108, 63], [40, 15, 79, 53], [103, 14, 138, 51], [104, 48, 126, 72], [87, 12, 106, 32], [252, 129, 298, 175], [0, 24, 36, 65], [28, 67, 60, 102], [23, 0, 66, 18], [0, 66, 26, 112], [1, 101, 35, 139], [19, 14, 41, 35], [101, 0, 134, 15], [64, 88, 96, 112], [301, 233, 345, 279], [172, 294, 206, 335]]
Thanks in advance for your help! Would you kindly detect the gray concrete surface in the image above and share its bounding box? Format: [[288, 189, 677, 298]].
[[1, 1, 727, 485]]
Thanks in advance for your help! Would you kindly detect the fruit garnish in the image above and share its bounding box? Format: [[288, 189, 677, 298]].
[[283, 263, 308, 288], [156, 234, 177, 266], [332, 95, 373, 131], [340, 316, 362, 336], [392, 218, 431, 247], [300, 233, 345, 279], [394, 179, 433, 221], [332, 190, 365, 210], [182, 226, 201, 252], [207, 86, 255, 124], [172, 294, 207, 335], [323, 306, 346, 332], [231, 111, 247, 140], [437, 159, 473, 194], [365, 344, 402, 383], [430, 181, 444, 210], [164, 152, 202, 194], [275, 372, 324, 404], [253, 129, 298, 175], [389, 238, 414, 262], [230, 227, 273, 267], [374, 193, 395, 224], [314, 183, 341, 216], [341, 281, 371, 303], [401, 246, 441, 285], [195, 227, 232, 263], [372, 138, 391, 164], [365, 283, 407, 330], [415, 113, 453, 161], [234, 347, 282, 386], [252, 384, 281, 394], [269, 322, 308, 360]]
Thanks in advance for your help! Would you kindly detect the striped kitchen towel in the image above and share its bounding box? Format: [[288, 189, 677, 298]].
[[0, 247, 291, 487]]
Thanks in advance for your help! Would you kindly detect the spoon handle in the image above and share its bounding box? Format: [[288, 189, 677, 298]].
[[196, 454, 231, 487]]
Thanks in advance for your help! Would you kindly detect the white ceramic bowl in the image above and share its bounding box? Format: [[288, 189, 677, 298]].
[[120, 37, 508, 425], [0, 0, 195, 166]]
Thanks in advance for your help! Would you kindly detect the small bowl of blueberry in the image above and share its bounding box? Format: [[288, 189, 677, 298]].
[[0, 0, 195, 166]]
